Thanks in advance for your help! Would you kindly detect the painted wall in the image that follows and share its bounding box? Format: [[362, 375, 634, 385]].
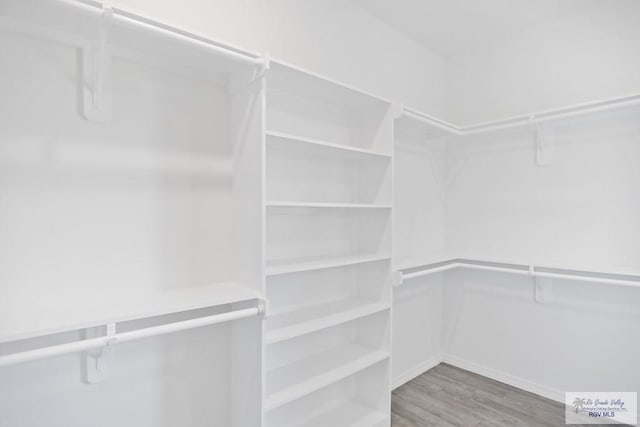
[[111, 0, 446, 116], [445, 0, 640, 125], [441, 107, 640, 400], [392, 125, 446, 387], [445, 110, 640, 273], [443, 268, 640, 401], [429, 1, 640, 401]]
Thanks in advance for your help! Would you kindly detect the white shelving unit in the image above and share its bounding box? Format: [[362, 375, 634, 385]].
[[263, 60, 394, 426], [3, 2, 640, 427]]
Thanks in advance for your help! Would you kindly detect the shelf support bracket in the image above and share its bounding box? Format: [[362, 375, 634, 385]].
[[84, 323, 116, 384], [392, 270, 404, 287], [82, 6, 113, 122], [535, 123, 553, 166], [391, 103, 403, 120], [534, 276, 553, 303]]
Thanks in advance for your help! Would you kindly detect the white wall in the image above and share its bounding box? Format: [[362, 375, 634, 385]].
[[431, 1, 640, 401], [441, 107, 640, 400], [445, 0, 640, 125], [445, 110, 640, 273], [391, 275, 443, 389], [392, 125, 447, 387], [443, 268, 640, 401], [111, 0, 446, 116]]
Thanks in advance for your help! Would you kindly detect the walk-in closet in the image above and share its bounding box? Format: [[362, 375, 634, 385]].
[[1, 0, 639, 426]]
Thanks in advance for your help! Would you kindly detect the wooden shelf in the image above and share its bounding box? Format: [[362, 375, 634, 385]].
[[266, 299, 390, 344], [0, 282, 261, 344], [267, 201, 392, 209], [265, 343, 389, 410], [299, 401, 389, 427], [266, 130, 392, 159], [266, 254, 391, 276]]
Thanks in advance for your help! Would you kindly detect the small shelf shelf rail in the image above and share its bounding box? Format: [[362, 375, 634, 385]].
[[0, 306, 261, 368], [402, 93, 640, 137], [397, 259, 640, 289]]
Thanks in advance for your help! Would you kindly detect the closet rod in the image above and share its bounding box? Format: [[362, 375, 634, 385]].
[[403, 93, 640, 136], [54, 0, 262, 66], [0, 306, 261, 368], [398, 260, 640, 288]]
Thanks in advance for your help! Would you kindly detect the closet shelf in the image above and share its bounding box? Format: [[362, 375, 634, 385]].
[[400, 93, 640, 138], [266, 131, 392, 159], [265, 299, 390, 344], [397, 258, 640, 288], [298, 401, 389, 427], [266, 201, 392, 209], [0, 282, 262, 344], [266, 254, 391, 276], [268, 60, 392, 111], [265, 343, 389, 410]]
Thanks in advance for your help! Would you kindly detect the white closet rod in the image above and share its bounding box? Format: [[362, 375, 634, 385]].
[[403, 93, 640, 136], [54, 0, 262, 66], [0, 306, 261, 368], [398, 261, 640, 288]]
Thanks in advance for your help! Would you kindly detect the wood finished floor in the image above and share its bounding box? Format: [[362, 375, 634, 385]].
[[392, 363, 594, 427]]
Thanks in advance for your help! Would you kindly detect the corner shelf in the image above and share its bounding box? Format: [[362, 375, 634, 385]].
[[265, 343, 389, 410]]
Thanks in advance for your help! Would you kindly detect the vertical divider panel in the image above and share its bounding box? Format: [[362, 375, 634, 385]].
[[230, 66, 266, 427]]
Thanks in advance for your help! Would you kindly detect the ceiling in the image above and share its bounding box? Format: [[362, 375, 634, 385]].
[[353, 0, 601, 57]]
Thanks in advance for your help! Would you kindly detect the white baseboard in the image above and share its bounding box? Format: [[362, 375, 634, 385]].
[[442, 354, 565, 403], [391, 353, 443, 390]]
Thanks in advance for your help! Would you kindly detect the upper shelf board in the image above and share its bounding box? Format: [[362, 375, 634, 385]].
[[0, 282, 262, 344], [0, 0, 262, 82], [397, 258, 640, 289], [268, 59, 392, 111]]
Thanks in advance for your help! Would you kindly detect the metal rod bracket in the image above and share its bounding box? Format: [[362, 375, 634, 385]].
[[392, 270, 404, 287], [82, 6, 113, 122], [84, 323, 116, 384], [534, 277, 553, 303], [535, 124, 554, 166]]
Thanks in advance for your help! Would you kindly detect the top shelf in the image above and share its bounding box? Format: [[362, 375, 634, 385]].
[[0, 281, 262, 344], [268, 60, 392, 111], [1, 0, 262, 82]]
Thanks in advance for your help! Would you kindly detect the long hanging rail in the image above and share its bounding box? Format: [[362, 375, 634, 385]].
[[0, 306, 261, 368], [397, 259, 640, 288], [21, 0, 263, 67], [402, 93, 640, 136]]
